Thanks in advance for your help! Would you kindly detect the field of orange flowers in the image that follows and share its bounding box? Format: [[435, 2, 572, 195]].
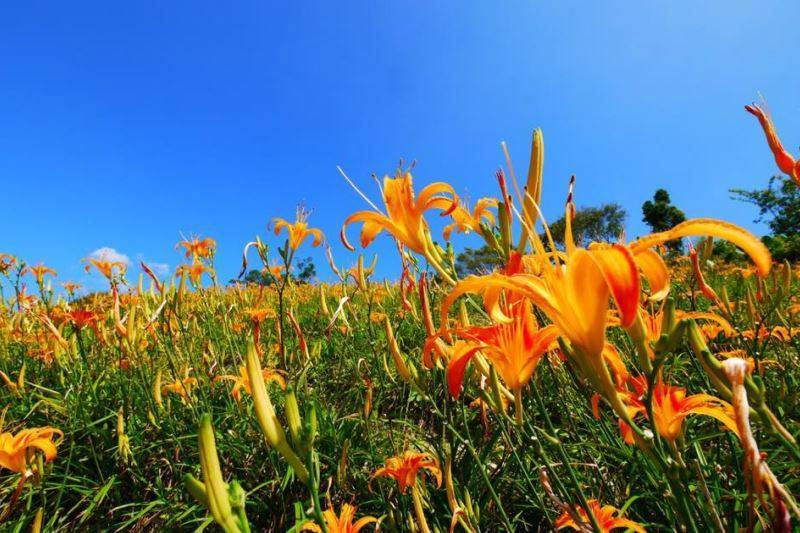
[[1, 108, 799, 532]]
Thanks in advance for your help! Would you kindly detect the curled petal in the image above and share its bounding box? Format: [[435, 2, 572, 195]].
[[629, 218, 771, 277], [634, 248, 670, 301]]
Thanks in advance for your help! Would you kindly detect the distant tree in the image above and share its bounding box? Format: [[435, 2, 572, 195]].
[[731, 175, 800, 261], [548, 203, 626, 248], [455, 246, 504, 277], [454, 203, 625, 276], [642, 189, 686, 251], [295, 257, 316, 284], [234, 257, 317, 285]]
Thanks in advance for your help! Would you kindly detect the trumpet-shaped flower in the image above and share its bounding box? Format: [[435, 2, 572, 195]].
[[83, 257, 127, 280], [0, 254, 17, 274], [273, 208, 324, 251], [176, 236, 216, 260], [434, 197, 498, 241], [745, 103, 800, 185], [300, 503, 378, 533], [341, 171, 457, 255], [0, 427, 63, 475], [428, 301, 560, 397], [371, 450, 442, 494], [162, 373, 199, 400], [555, 499, 645, 532], [23, 264, 56, 286], [216, 365, 286, 402], [177, 261, 214, 285], [650, 381, 738, 442]]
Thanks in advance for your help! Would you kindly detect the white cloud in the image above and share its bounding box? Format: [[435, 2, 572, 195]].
[[148, 262, 170, 276], [89, 247, 131, 265]]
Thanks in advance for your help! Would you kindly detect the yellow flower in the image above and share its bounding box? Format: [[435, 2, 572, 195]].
[[273, 208, 324, 251], [300, 503, 378, 533], [0, 427, 63, 475]]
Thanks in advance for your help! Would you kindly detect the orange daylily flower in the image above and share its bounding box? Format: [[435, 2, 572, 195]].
[[371, 450, 442, 494], [341, 171, 458, 256], [177, 261, 214, 285], [0, 254, 17, 274], [23, 264, 56, 285], [83, 257, 127, 280], [162, 372, 199, 401], [273, 208, 324, 251], [245, 308, 276, 323], [216, 365, 286, 402], [61, 281, 82, 295], [745, 103, 800, 185], [555, 499, 646, 532], [300, 503, 378, 533], [67, 309, 100, 332], [650, 381, 738, 442], [0, 426, 63, 475], [176, 236, 217, 260], [433, 197, 498, 241], [442, 244, 639, 362], [267, 263, 286, 279], [428, 301, 560, 398]]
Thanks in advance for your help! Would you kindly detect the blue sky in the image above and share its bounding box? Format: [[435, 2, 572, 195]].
[[2, 2, 799, 290]]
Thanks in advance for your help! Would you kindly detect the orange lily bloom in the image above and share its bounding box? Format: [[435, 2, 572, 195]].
[[67, 309, 100, 333], [61, 281, 82, 295], [216, 365, 286, 402], [176, 236, 216, 260], [83, 257, 127, 280], [371, 450, 442, 494], [300, 503, 378, 533], [177, 261, 214, 285], [555, 499, 645, 532], [23, 264, 56, 285], [0, 427, 63, 475], [745, 103, 800, 185], [273, 208, 324, 251], [434, 197, 498, 241], [341, 171, 457, 256], [267, 263, 286, 279], [650, 381, 738, 442], [0, 254, 17, 274], [429, 301, 560, 398], [161, 372, 199, 401]]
